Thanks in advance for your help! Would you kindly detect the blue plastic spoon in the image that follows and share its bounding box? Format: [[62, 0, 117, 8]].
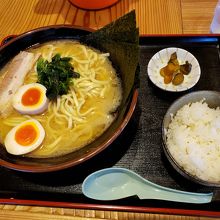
[[82, 168, 214, 203]]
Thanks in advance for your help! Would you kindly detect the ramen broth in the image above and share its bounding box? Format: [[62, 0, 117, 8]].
[[0, 40, 122, 158]]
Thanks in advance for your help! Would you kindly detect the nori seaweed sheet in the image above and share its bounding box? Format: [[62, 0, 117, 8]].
[[80, 10, 139, 45], [80, 10, 140, 106]]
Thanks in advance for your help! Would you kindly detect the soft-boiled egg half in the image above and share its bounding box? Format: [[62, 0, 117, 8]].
[[12, 83, 49, 115], [4, 119, 45, 155]]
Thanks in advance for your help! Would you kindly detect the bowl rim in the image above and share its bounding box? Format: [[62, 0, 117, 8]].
[[0, 25, 139, 172], [162, 90, 220, 187], [0, 24, 95, 49]]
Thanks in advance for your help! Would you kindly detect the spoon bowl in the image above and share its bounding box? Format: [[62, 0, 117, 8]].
[[82, 168, 214, 203]]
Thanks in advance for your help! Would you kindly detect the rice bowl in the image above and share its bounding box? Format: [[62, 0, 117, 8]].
[[162, 91, 220, 186]]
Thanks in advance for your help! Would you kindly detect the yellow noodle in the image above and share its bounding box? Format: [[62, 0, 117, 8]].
[[46, 136, 62, 149], [3, 116, 30, 126], [24, 71, 38, 84], [101, 53, 110, 57], [72, 56, 90, 64]]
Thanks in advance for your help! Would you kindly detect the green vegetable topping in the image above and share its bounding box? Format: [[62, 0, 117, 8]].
[[37, 54, 80, 100]]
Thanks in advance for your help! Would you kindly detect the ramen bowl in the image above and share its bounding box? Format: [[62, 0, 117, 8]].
[[162, 90, 220, 187], [0, 26, 138, 172]]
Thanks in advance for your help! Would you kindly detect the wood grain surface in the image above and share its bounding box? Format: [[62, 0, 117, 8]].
[[0, 0, 219, 219], [0, 0, 217, 42], [0, 205, 217, 220], [182, 0, 217, 33]]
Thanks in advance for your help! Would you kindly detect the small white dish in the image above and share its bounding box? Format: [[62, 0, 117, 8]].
[[147, 47, 201, 92]]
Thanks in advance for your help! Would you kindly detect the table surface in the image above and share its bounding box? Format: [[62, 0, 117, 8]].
[[0, 0, 218, 219]]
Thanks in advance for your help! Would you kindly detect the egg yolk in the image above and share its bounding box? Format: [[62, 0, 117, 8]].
[[21, 88, 41, 106], [15, 124, 38, 146]]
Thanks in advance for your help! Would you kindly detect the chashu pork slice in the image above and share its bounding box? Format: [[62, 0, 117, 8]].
[[0, 51, 40, 117]]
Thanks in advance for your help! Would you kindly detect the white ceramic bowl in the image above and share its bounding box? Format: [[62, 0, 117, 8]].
[[147, 47, 201, 92]]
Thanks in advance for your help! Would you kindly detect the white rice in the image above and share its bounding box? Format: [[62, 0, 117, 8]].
[[166, 99, 220, 183]]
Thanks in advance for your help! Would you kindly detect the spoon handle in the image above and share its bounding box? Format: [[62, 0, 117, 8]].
[[137, 185, 213, 203]]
